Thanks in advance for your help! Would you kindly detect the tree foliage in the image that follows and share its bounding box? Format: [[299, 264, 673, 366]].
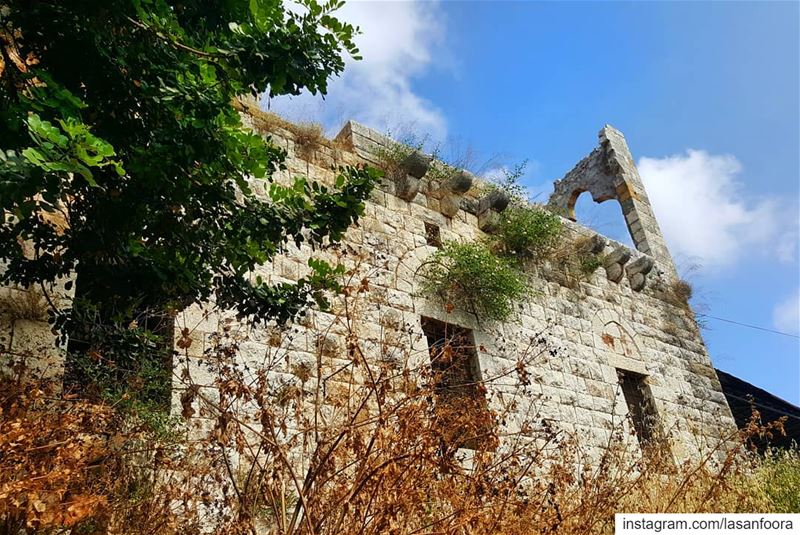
[[0, 0, 378, 335]]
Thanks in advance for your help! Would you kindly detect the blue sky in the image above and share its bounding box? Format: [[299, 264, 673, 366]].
[[270, 1, 800, 403]]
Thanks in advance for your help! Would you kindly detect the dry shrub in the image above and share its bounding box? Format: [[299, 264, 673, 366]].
[[171, 315, 791, 535], [233, 97, 326, 157], [0, 361, 213, 535], [166, 274, 792, 535], [539, 233, 604, 290], [2, 275, 795, 534], [290, 123, 325, 154], [667, 279, 694, 309], [653, 278, 695, 314], [0, 287, 49, 322], [0, 372, 112, 532]]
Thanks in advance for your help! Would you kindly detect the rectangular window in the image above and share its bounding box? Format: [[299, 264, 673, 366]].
[[424, 222, 442, 247], [420, 317, 494, 450], [617, 369, 657, 446]]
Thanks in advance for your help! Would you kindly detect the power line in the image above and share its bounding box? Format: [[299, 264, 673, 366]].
[[696, 313, 800, 340]]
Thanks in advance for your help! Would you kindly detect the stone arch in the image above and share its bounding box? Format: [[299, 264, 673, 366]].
[[548, 125, 677, 275], [592, 310, 662, 450], [565, 187, 618, 222], [572, 191, 635, 247], [600, 320, 639, 359]]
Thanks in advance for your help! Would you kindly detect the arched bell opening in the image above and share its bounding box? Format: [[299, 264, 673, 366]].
[[570, 190, 635, 248]]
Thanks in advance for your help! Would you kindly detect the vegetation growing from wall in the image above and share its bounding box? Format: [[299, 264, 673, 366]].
[[415, 166, 610, 318], [666, 279, 694, 310], [374, 134, 431, 181], [471, 161, 524, 199], [543, 234, 606, 288], [233, 97, 327, 157], [489, 204, 563, 263], [419, 241, 527, 321]]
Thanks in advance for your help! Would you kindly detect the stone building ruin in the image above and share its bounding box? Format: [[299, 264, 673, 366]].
[[0, 108, 738, 464]]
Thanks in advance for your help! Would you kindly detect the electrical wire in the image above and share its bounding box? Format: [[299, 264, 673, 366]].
[[696, 313, 800, 339]]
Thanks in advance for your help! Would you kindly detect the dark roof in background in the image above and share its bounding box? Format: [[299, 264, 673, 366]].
[[716, 368, 800, 450]]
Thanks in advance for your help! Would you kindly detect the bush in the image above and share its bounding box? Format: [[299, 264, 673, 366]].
[[419, 241, 527, 321], [490, 204, 563, 263], [757, 450, 800, 513], [374, 134, 430, 178], [536, 234, 605, 290], [4, 299, 797, 534], [671, 279, 694, 306], [0, 369, 196, 534]]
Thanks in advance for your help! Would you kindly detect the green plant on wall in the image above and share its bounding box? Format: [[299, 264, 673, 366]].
[[535, 234, 606, 290], [577, 252, 604, 275], [480, 161, 530, 202], [419, 241, 527, 321], [489, 204, 563, 263]]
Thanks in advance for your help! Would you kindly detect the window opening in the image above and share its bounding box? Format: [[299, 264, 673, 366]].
[[617, 369, 657, 446], [424, 222, 442, 247], [420, 317, 494, 450]]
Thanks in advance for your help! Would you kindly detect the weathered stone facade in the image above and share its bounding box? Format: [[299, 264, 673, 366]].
[[178, 116, 737, 463], [0, 112, 738, 464]]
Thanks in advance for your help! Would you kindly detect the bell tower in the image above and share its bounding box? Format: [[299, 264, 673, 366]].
[[548, 125, 677, 277]]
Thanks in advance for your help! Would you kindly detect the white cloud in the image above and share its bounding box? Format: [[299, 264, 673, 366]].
[[773, 289, 800, 335], [638, 150, 796, 268], [265, 0, 448, 140], [776, 228, 799, 264]]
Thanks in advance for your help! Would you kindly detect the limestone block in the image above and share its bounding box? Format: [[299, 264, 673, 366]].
[[460, 197, 479, 215], [411, 192, 427, 207], [315, 334, 342, 359], [238, 341, 269, 365], [603, 247, 632, 268], [477, 210, 502, 233], [586, 234, 607, 254], [604, 263, 624, 283], [10, 319, 63, 378], [477, 190, 510, 214], [176, 330, 207, 359], [586, 379, 615, 400], [625, 255, 654, 277], [575, 406, 594, 424], [401, 151, 432, 179], [628, 272, 646, 292], [439, 194, 461, 218], [448, 171, 473, 194]]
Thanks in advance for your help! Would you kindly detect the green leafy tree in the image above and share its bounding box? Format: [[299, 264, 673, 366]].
[[0, 1, 379, 399]]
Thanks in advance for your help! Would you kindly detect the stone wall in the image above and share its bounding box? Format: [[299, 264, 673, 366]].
[[175, 114, 738, 464], [0, 273, 71, 381], [0, 109, 737, 463]]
